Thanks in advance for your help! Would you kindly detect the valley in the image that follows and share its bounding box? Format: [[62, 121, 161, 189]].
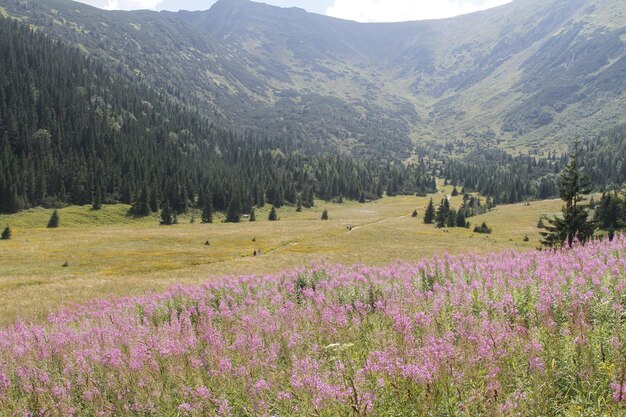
[[0, 0, 626, 414], [0, 189, 560, 325]]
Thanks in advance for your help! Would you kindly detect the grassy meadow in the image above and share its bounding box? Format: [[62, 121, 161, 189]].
[[0, 187, 562, 325]]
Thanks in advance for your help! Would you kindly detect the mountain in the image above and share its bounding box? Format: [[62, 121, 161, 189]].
[[1, 0, 625, 159], [1, 16, 432, 214]]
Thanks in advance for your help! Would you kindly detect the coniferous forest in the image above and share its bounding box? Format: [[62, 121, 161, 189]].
[[2, 16, 626, 218], [0, 18, 435, 216]]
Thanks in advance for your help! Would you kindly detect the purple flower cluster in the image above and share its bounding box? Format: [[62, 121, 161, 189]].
[[1, 237, 626, 415]]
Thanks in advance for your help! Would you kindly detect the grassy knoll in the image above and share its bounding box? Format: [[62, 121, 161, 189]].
[[0, 190, 562, 325]]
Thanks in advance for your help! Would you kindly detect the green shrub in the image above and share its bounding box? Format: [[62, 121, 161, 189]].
[[473, 222, 492, 234]]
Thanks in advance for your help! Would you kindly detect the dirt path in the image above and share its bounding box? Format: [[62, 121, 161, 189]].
[[347, 212, 412, 232]]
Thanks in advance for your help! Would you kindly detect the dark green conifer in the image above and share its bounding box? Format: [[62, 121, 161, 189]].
[[541, 142, 596, 248], [1, 225, 11, 240], [201, 200, 213, 224], [456, 210, 467, 228], [423, 198, 435, 224], [436, 198, 450, 228], [47, 210, 60, 228], [321, 209, 329, 220], [160, 205, 174, 225], [268, 205, 278, 221], [226, 196, 241, 223]]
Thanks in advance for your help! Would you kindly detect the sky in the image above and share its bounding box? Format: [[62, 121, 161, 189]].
[[74, 0, 514, 22]]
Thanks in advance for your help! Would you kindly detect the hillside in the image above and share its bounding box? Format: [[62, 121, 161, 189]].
[[0, 17, 429, 214], [1, 0, 625, 157]]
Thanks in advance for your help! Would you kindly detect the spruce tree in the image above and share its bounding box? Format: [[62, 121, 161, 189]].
[[201, 200, 213, 224], [268, 205, 278, 221], [131, 186, 150, 216], [160, 205, 174, 225], [92, 183, 103, 210], [226, 196, 241, 223], [321, 209, 329, 220], [456, 210, 467, 228], [423, 198, 435, 224], [537, 217, 545, 229], [447, 208, 457, 228], [436, 198, 450, 228], [1, 225, 11, 240], [149, 189, 159, 213], [411, 209, 418, 218], [541, 142, 596, 248], [47, 210, 60, 228], [249, 208, 256, 222]]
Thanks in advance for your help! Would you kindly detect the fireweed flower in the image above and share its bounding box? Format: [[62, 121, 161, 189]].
[[0, 236, 625, 414]]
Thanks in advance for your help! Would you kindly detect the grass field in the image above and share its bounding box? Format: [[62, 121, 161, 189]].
[[0, 188, 562, 325]]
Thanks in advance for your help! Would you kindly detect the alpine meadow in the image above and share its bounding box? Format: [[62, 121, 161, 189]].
[[1, 0, 626, 415]]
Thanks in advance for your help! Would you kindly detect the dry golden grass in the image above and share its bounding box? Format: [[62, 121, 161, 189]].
[[0, 193, 562, 325]]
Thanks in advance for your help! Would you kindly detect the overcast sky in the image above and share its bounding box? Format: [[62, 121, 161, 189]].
[[74, 0, 513, 22]]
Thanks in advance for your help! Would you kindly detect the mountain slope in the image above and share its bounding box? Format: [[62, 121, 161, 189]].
[[1, 0, 626, 157], [0, 16, 424, 214]]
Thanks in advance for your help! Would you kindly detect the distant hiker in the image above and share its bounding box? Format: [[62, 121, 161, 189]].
[[258, 249, 262, 256]]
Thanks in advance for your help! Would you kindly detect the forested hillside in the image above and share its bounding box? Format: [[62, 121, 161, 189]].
[[0, 18, 435, 215], [2, 0, 625, 156]]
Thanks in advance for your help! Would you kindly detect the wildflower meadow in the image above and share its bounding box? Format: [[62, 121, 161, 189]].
[[2, 237, 626, 416]]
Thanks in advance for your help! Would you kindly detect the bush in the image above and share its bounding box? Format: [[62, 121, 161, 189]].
[[1, 225, 11, 240], [473, 222, 492, 234], [321, 209, 329, 220], [47, 210, 60, 228]]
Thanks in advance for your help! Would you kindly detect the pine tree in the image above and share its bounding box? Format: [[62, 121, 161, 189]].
[[321, 209, 329, 220], [268, 205, 278, 221], [47, 210, 60, 228], [201, 200, 213, 224], [411, 209, 418, 218], [296, 200, 302, 212], [447, 209, 457, 228], [92, 182, 103, 210], [226, 195, 241, 223], [131, 186, 150, 216], [423, 198, 435, 224], [249, 208, 256, 222], [436, 198, 450, 228], [160, 205, 174, 225], [456, 210, 467, 228], [541, 142, 596, 248], [1, 225, 11, 240]]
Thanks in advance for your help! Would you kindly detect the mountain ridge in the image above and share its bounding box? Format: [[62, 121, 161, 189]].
[[1, 0, 625, 157]]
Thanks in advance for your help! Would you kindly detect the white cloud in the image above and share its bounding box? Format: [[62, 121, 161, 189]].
[[326, 0, 513, 22], [75, 0, 164, 10], [105, 0, 163, 10]]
